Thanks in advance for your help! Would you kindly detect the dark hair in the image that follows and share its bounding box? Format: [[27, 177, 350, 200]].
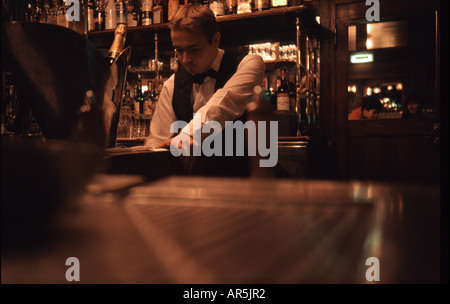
[[169, 4, 219, 44], [361, 95, 383, 111]]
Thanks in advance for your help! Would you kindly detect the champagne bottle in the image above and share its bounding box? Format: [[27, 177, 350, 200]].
[[276, 69, 290, 111], [106, 23, 128, 66]]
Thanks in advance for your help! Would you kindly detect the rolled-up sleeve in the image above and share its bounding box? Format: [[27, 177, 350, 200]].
[[144, 76, 177, 148]]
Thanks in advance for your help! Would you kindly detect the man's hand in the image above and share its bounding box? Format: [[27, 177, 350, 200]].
[[156, 133, 197, 174]]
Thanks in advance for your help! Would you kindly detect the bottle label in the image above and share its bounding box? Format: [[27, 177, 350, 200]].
[[277, 94, 290, 111]]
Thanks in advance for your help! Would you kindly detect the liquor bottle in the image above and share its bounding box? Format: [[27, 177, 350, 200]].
[[276, 69, 290, 111], [153, 1, 164, 24], [209, 0, 226, 17], [105, 0, 117, 30], [237, 0, 252, 14], [261, 74, 275, 109], [115, 0, 127, 25], [106, 22, 128, 66], [225, 0, 237, 14], [288, 70, 296, 112], [117, 89, 133, 138], [94, 0, 106, 31], [271, 0, 287, 8], [134, 76, 145, 115], [149, 80, 159, 111], [167, 0, 180, 21], [132, 0, 142, 26], [57, 0, 69, 28], [141, 0, 152, 25], [87, 0, 95, 31], [143, 81, 155, 116], [126, 0, 137, 26], [254, 0, 270, 11]]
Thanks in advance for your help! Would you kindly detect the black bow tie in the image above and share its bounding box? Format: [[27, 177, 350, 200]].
[[191, 69, 218, 84]]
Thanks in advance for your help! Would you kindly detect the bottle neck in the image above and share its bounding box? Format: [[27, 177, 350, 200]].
[[107, 23, 128, 64]]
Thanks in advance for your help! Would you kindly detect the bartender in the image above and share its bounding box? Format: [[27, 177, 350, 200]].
[[144, 4, 265, 175]]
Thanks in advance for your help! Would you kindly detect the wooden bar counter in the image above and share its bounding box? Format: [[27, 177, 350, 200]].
[[1, 169, 442, 284]]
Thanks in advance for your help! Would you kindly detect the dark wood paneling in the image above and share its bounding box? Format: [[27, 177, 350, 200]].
[[348, 135, 440, 183], [348, 118, 436, 137]]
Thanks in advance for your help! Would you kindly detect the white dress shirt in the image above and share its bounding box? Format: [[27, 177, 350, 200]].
[[144, 49, 265, 148]]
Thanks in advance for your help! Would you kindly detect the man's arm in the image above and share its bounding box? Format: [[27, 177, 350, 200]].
[[180, 54, 265, 138], [144, 76, 177, 148]]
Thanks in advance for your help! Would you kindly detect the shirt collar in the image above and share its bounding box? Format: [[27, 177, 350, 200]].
[[209, 48, 224, 72]]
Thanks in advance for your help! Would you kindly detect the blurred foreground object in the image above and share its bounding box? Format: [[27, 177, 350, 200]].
[[1, 20, 131, 252]]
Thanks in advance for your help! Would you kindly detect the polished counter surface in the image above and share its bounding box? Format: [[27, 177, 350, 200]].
[[1, 173, 441, 284]]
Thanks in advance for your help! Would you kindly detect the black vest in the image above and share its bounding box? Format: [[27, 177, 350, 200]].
[[172, 51, 246, 123]]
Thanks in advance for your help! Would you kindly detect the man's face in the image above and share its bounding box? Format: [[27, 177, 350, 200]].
[[171, 29, 220, 75], [407, 102, 419, 114], [363, 108, 379, 119]]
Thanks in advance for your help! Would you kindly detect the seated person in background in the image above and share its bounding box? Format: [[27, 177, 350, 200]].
[[348, 95, 383, 120], [402, 98, 423, 118]]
